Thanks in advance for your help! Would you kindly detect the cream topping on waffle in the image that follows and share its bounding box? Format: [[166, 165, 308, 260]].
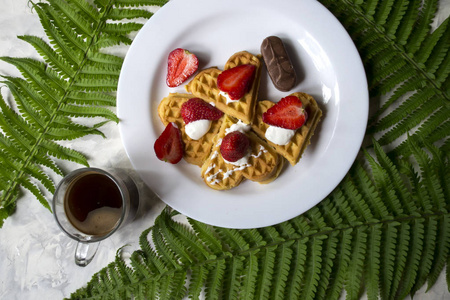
[[265, 125, 296, 145], [219, 91, 240, 104], [185, 119, 212, 140], [204, 142, 269, 185]]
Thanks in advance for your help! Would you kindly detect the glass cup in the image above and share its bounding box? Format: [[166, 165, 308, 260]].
[[52, 168, 139, 266]]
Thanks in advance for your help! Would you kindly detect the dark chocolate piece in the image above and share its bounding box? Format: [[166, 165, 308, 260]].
[[261, 36, 296, 92]]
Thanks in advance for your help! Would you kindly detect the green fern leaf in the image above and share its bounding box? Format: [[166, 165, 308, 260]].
[[300, 236, 325, 300], [405, 0, 439, 55], [240, 252, 259, 299], [254, 245, 277, 299], [374, 0, 394, 26], [427, 215, 450, 290], [113, 0, 169, 7], [283, 239, 307, 299], [396, 218, 425, 299], [188, 264, 208, 299], [315, 233, 338, 299], [270, 240, 294, 299], [345, 227, 367, 300], [365, 224, 382, 300], [204, 258, 226, 300], [222, 256, 245, 300], [325, 229, 353, 300], [0, 0, 167, 219]]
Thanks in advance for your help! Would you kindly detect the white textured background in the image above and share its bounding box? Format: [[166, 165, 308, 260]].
[[0, 0, 449, 299]]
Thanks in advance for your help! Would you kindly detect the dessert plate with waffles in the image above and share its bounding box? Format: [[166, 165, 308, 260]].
[[117, 0, 368, 228]]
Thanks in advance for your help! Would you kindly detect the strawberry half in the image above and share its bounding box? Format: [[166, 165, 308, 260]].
[[166, 48, 199, 87], [220, 131, 250, 162], [154, 122, 184, 164], [217, 64, 256, 100], [262, 95, 308, 130], [181, 98, 223, 124]]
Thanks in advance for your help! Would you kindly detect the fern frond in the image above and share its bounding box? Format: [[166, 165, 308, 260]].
[[254, 245, 277, 299], [204, 258, 226, 300], [315, 233, 338, 299], [411, 217, 438, 296], [240, 252, 259, 299], [64, 137, 450, 299], [395, 218, 425, 299], [108, 7, 154, 20], [222, 256, 245, 300], [188, 264, 208, 299], [365, 224, 382, 300], [270, 240, 294, 300], [405, 0, 439, 55], [345, 227, 367, 299], [112, 0, 169, 7], [284, 239, 308, 300], [0, 0, 165, 219]]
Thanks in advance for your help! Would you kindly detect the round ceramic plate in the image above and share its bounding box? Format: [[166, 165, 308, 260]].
[[117, 0, 368, 228]]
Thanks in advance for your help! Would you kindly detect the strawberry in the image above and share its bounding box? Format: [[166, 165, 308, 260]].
[[166, 48, 199, 87], [262, 95, 308, 130], [154, 122, 183, 164], [217, 64, 256, 100], [220, 131, 250, 162], [181, 98, 223, 124]]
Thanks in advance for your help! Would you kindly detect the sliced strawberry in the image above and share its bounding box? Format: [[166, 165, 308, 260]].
[[154, 122, 183, 164], [262, 95, 308, 130], [166, 48, 199, 87], [217, 64, 256, 100], [181, 98, 223, 124], [220, 131, 250, 162]]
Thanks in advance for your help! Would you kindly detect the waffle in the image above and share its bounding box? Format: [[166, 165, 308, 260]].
[[252, 92, 322, 166], [201, 115, 282, 190], [157, 93, 223, 166], [185, 51, 262, 124]]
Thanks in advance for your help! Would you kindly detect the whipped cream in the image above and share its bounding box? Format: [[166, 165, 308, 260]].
[[265, 125, 295, 145], [252, 145, 268, 159], [223, 148, 251, 166], [204, 120, 255, 185], [225, 120, 251, 135], [185, 119, 211, 140], [219, 91, 240, 104]]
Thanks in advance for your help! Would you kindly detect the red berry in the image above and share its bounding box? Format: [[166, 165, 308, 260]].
[[220, 131, 250, 162], [166, 48, 199, 87], [154, 122, 184, 164], [217, 64, 256, 100], [181, 98, 223, 124], [262, 96, 308, 130]]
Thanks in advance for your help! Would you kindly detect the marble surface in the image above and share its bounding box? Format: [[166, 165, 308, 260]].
[[0, 0, 449, 299]]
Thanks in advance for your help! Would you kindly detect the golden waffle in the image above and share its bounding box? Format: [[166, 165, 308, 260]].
[[185, 51, 262, 124], [252, 92, 322, 166], [157, 93, 223, 166], [200, 115, 282, 190]]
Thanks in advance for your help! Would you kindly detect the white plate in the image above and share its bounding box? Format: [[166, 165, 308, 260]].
[[117, 0, 368, 229]]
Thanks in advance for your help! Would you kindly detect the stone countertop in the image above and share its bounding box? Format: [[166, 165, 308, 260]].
[[0, 0, 449, 299]]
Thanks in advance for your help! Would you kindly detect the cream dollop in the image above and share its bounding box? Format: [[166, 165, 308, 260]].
[[225, 120, 251, 135], [222, 120, 251, 165], [185, 119, 211, 140], [223, 148, 251, 166], [265, 125, 295, 145], [219, 91, 240, 104]]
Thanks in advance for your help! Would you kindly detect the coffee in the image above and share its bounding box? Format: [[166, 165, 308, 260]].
[[64, 172, 123, 236]]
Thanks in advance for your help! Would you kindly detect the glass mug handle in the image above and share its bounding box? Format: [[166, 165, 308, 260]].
[[75, 241, 100, 267]]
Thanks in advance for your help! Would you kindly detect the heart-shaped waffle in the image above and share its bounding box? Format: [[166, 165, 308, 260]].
[[201, 115, 283, 190], [157, 93, 224, 166], [252, 92, 322, 166], [185, 51, 262, 124]]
